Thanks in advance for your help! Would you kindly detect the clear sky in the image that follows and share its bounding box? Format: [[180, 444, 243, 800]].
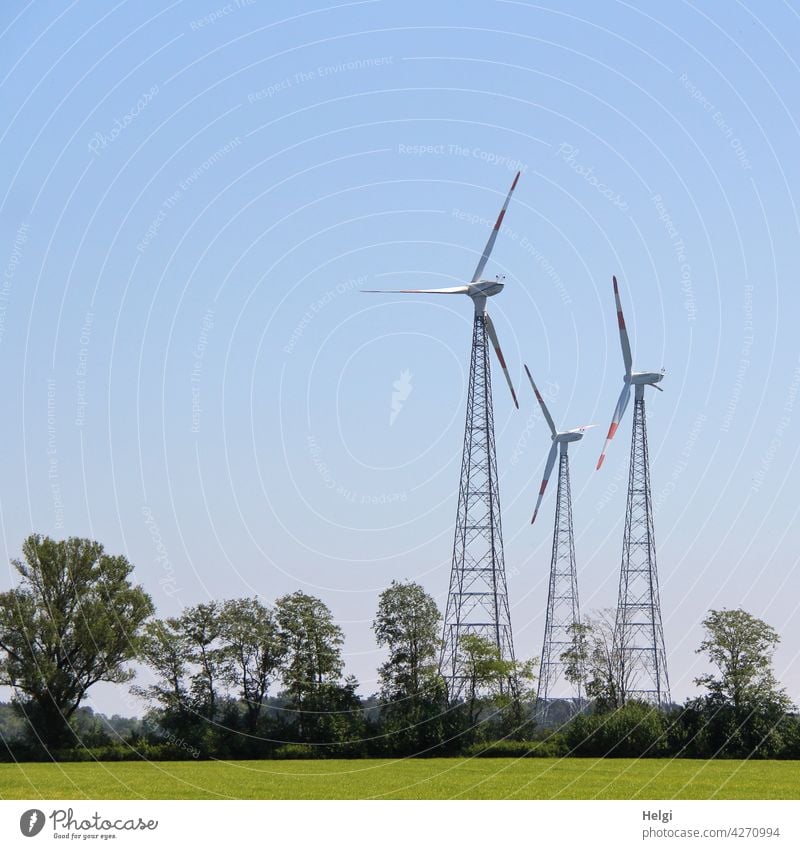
[[1, 0, 799, 716]]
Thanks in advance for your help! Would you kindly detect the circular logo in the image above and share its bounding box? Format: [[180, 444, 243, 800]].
[[19, 809, 46, 837]]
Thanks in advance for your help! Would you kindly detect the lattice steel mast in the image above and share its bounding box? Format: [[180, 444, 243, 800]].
[[537, 446, 582, 706], [614, 387, 670, 706], [440, 313, 516, 700], [524, 366, 590, 713], [596, 276, 670, 708]]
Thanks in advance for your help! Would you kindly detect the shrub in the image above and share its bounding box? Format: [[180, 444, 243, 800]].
[[273, 743, 318, 760], [463, 737, 567, 758], [562, 702, 669, 757]]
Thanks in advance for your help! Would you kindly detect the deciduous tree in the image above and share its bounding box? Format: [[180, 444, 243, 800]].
[[372, 581, 448, 754], [133, 618, 192, 721], [373, 580, 441, 698], [459, 633, 516, 728], [695, 608, 791, 712], [275, 591, 348, 742], [219, 597, 285, 732], [561, 610, 627, 711], [178, 602, 225, 720], [0, 535, 153, 750]]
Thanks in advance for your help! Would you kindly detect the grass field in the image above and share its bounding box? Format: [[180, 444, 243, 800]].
[[1, 758, 798, 800]]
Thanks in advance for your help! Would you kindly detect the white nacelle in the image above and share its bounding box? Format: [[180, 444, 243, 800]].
[[628, 370, 664, 385], [556, 430, 585, 444], [469, 280, 505, 298]]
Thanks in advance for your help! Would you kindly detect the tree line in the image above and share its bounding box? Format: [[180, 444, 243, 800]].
[[0, 534, 797, 761]]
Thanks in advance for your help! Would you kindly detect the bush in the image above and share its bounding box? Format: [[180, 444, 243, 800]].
[[464, 735, 568, 758], [562, 702, 669, 757], [668, 696, 797, 759], [52, 741, 203, 762], [776, 714, 800, 759], [273, 743, 319, 760]]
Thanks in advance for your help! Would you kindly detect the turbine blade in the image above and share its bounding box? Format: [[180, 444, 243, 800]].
[[523, 364, 556, 437], [470, 171, 521, 283], [485, 313, 519, 409], [532, 441, 558, 524], [361, 286, 470, 294], [596, 383, 631, 470], [568, 424, 597, 433], [613, 275, 633, 376]]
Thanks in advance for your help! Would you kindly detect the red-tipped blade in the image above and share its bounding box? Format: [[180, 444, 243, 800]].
[[470, 172, 521, 284], [612, 276, 633, 376], [596, 383, 631, 470], [531, 441, 558, 524], [524, 364, 556, 437], [485, 313, 519, 409]]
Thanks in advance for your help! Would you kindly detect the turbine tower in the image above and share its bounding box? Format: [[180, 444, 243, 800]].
[[597, 275, 670, 707], [364, 173, 521, 700], [525, 365, 593, 716]]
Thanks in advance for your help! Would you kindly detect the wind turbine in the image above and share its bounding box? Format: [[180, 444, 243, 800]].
[[364, 173, 521, 700], [596, 275, 670, 707], [596, 275, 664, 470], [525, 365, 592, 716]]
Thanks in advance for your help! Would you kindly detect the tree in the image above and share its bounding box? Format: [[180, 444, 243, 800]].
[[459, 633, 516, 729], [695, 608, 791, 712], [275, 591, 347, 742], [690, 608, 793, 758], [178, 602, 226, 720], [0, 535, 153, 750], [276, 591, 344, 696], [372, 581, 448, 754], [373, 581, 441, 699], [561, 621, 589, 699], [561, 610, 626, 711], [134, 606, 223, 755], [135, 603, 227, 724], [219, 597, 285, 733], [133, 618, 192, 724]]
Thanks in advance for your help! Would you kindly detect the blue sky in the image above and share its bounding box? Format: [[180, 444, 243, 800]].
[[1, 0, 799, 715]]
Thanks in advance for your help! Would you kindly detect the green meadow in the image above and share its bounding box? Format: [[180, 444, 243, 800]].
[[1, 758, 798, 800]]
